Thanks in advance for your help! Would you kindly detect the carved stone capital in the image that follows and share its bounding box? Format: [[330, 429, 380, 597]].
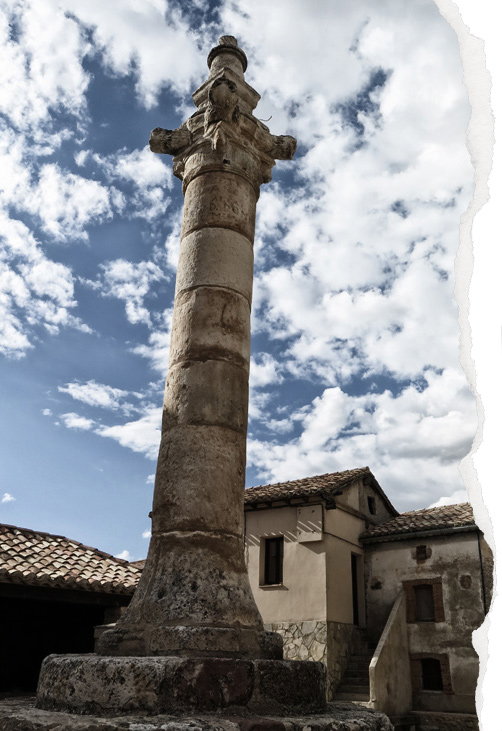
[[204, 76, 240, 132], [150, 37, 297, 194], [149, 124, 191, 156]]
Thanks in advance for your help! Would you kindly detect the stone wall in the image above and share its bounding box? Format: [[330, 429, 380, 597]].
[[326, 621, 357, 698], [266, 620, 328, 664], [265, 620, 356, 699]]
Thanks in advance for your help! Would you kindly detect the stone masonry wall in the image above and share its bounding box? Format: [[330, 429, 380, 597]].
[[326, 621, 357, 698], [266, 621, 328, 664], [265, 620, 356, 700]]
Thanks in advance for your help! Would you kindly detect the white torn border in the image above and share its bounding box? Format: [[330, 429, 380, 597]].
[[435, 2, 501, 729]]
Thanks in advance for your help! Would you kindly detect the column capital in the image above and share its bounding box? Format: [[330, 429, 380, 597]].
[[150, 38, 297, 194]]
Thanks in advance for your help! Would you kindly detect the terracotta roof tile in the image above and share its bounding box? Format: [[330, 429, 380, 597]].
[[0, 524, 141, 595], [244, 467, 372, 504], [244, 467, 398, 516], [361, 502, 476, 541]]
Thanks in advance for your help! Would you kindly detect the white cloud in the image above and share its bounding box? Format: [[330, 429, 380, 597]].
[[58, 380, 130, 411], [96, 259, 165, 326], [30, 164, 112, 242], [92, 147, 174, 222], [97, 407, 161, 459], [132, 308, 173, 372], [0, 0, 477, 519], [428, 490, 469, 508], [142, 530, 151, 539], [60, 412, 96, 431], [62, 0, 207, 107], [0, 1, 90, 138], [1, 493, 15, 504], [42, 408, 52, 416], [164, 221, 183, 272], [0, 125, 112, 244], [95, 147, 173, 189], [0, 214, 90, 358], [250, 353, 284, 390], [247, 368, 476, 512], [146, 474, 155, 484], [115, 549, 131, 560]]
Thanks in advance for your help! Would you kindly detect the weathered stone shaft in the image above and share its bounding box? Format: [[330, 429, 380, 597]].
[[97, 36, 296, 660]]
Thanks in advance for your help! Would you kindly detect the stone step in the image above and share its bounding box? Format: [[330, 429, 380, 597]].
[[348, 660, 371, 672], [333, 691, 371, 703], [336, 684, 370, 696], [342, 674, 369, 685]]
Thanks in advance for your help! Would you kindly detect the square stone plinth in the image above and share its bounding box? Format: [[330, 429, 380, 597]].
[[36, 654, 326, 716]]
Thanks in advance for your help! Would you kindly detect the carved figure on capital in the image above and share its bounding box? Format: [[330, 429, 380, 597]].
[[205, 76, 240, 131]]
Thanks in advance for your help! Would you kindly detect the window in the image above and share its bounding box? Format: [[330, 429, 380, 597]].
[[410, 654, 452, 694], [263, 537, 284, 585], [415, 544, 428, 561], [414, 584, 435, 622], [367, 496, 376, 515], [404, 578, 445, 623], [421, 658, 443, 691]]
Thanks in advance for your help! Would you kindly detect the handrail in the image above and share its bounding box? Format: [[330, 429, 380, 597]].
[[368, 590, 412, 716]]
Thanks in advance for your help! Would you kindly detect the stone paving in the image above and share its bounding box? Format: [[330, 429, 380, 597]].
[[0, 696, 395, 731]]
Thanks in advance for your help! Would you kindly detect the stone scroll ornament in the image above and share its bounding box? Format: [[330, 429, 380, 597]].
[[35, 37, 328, 719]]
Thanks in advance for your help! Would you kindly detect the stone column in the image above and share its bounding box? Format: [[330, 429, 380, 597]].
[[97, 36, 297, 660], [35, 37, 328, 718]]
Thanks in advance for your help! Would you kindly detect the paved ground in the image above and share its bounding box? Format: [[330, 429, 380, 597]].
[[0, 695, 394, 730]]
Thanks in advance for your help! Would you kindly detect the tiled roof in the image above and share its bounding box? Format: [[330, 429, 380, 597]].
[[244, 467, 396, 512], [0, 523, 142, 594], [130, 559, 146, 570], [361, 503, 476, 542]]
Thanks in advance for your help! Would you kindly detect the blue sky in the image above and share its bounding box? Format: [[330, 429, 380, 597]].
[[0, 0, 478, 561]]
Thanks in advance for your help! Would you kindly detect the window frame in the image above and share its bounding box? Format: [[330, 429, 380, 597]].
[[262, 536, 284, 586], [410, 653, 453, 695], [413, 583, 436, 622], [403, 577, 445, 623]]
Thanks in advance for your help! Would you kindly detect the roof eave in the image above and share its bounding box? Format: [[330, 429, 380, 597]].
[[361, 523, 478, 544]]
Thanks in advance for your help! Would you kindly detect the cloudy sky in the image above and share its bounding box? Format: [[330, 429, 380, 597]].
[[0, 0, 483, 562]]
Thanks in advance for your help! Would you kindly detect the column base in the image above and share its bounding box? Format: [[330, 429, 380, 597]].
[[97, 624, 283, 659], [36, 654, 326, 716]]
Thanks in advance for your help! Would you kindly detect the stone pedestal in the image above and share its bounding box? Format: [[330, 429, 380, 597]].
[[36, 655, 326, 716]]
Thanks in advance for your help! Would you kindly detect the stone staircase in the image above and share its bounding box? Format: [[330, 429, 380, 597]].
[[332, 635, 375, 704]]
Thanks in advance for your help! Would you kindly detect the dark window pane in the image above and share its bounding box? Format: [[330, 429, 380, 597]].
[[264, 537, 284, 585], [367, 497, 376, 515], [414, 584, 435, 621], [421, 658, 443, 691]]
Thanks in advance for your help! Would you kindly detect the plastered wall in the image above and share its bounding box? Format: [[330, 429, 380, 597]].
[[365, 531, 485, 713], [245, 505, 327, 623]]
